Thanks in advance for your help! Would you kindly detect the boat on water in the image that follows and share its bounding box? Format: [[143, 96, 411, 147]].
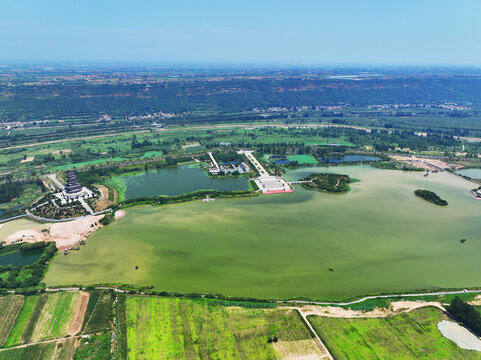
[[471, 190, 481, 199]]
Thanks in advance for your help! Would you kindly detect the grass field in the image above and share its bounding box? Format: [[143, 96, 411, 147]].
[[308, 307, 481, 359], [0, 338, 76, 360], [287, 154, 318, 165], [30, 292, 79, 342], [0, 296, 23, 347], [125, 296, 323, 360]]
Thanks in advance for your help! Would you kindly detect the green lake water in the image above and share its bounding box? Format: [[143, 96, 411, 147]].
[[455, 168, 481, 179], [109, 164, 250, 199], [44, 166, 481, 300], [0, 248, 44, 266]]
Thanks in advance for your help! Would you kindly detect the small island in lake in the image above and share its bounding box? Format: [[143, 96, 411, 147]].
[[300, 173, 353, 193], [414, 189, 448, 206]]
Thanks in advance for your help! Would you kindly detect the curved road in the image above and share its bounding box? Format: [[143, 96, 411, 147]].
[[279, 289, 481, 306]]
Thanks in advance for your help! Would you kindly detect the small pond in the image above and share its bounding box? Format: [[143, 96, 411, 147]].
[[0, 248, 44, 266], [322, 155, 381, 163]]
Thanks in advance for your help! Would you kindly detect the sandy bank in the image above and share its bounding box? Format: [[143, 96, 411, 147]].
[[3, 215, 104, 250], [114, 210, 126, 220], [295, 301, 446, 319], [2, 210, 126, 250]]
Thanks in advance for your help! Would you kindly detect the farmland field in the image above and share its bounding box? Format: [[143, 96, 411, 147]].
[[81, 291, 114, 333], [0, 296, 23, 346], [125, 297, 323, 360], [30, 292, 80, 342], [4, 295, 39, 347], [0, 338, 76, 360], [308, 307, 481, 359]]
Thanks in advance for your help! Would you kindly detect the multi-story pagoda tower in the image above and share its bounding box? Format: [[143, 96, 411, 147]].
[[65, 171, 83, 195]]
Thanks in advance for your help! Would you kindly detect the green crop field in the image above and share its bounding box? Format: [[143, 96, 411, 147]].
[[4, 295, 39, 347], [125, 296, 323, 360], [30, 292, 79, 342], [82, 291, 114, 334], [0, 338, 76, 360], [308, 307, 481, 359], [287, 154, 318, 164], [0, 296, 23, 347]]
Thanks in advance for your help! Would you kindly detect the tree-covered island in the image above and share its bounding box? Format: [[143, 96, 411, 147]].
[[414, 189, 448, 206], [300, 173, 354, 193]]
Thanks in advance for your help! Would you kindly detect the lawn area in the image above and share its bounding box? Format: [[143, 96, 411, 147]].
[[287, 154, 318, 165], [0, 338, 76, 360], [125, 297, 323, 360], [0, 296, 23, 346], [308, 307, 481, 359], [30, 292, 79, 342]]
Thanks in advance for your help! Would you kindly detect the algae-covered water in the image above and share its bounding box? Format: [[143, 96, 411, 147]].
[[44, 166, 481, 300]]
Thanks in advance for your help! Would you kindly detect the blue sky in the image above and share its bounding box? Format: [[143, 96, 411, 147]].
[[1, 0, 480, 65]]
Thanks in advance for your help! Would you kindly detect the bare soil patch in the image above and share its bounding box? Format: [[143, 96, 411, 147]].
[[273, 339, 326, 360], [20, 157, 34, 163], [68, 292, 90, 335], [114, 210, 126, 220]]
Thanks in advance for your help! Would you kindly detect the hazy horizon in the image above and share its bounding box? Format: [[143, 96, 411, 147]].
[[1, 0, 481, 66]]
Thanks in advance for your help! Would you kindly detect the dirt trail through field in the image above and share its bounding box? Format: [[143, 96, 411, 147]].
[[0, 336, 79, 351], [68, 292, 90, 335]]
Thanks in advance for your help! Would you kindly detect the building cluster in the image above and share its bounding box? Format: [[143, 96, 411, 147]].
[[208, 161, 250, 176], [0, 120, 49, 130], [128, 110, 179, 122], [53, 171, 95, 205], [368, 103, 471, 111], [252, 104, 349, 113], [207, 152, 250, 176]]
